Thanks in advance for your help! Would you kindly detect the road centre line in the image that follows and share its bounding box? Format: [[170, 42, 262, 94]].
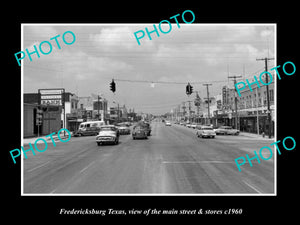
[[78, 161, 95, 174], [162, 161, 234, 164], [49, 161, 96, 194], [27, 160, 51, 172], [242, 179, 263, 194]]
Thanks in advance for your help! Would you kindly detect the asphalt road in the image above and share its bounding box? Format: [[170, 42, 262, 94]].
[[23, 122, 275, 194]]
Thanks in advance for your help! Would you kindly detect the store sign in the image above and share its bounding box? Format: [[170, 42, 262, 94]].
[[41, 95, 61, 99], [39, 89, 64, 106], [41, 99, 62, 105]]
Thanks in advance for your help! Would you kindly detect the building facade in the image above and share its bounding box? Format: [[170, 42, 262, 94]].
[[211, 79, 275, 136], [24, 92, 79, 136], [237, 79, 275, 136], [23, 102, 62, 137]]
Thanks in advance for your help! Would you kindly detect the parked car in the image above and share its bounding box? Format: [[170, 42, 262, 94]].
[[74, 121, 105, 136], [132, 126, 148, 139], [190, 123, 197, 129], [118, 125, 131, 135], [214, 126, 240, 135], [96, 125, 119, 145], [165, 121, 171, 126], [196, 126, 216, 138]]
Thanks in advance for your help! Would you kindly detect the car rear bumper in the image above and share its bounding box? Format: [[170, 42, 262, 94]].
[[96, 137, 117, 143], [132, 133, 147, 138], [202, 133, 216, 137]]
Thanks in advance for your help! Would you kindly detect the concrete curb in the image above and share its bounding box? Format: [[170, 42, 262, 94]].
[[239, 132, 274, 140], [23, 134, 71, 145]]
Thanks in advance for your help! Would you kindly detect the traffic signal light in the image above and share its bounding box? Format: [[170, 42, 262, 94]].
[[186, 84, 189, 95], [186, 83, 193, 96], [110, 79, 116, 93]]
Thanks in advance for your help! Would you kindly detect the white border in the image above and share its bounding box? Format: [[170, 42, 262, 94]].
[[21, 23, 277, 196]]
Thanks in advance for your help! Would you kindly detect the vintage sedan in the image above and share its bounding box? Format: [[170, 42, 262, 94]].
[[196, 126, 216, 138], [118, 125, 131, 135], [136, 121, 151, 136], [96, 125, 119, 145], [214, 126, 240, 135], [190, 123, 197, 129], [132, 126, 148, 139]]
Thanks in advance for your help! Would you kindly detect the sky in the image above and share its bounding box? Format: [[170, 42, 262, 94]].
[[22, 24, 275, 115]]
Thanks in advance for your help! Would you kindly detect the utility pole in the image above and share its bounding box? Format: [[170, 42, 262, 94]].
[[255, 87, 259, 135], [177, 105, 181, 122], [256, 57, 274, 138], [117, 103, 120, 123], [182, 102, 186, 119], [97, 95, 100, 120], [228, 76, 242, 130], [187, 100, 192, 123], [203, 84, 212, 124], [194, 91, 201, 124]]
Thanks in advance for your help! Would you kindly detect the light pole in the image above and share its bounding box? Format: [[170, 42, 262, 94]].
[[97, 93, 105, 122], [112, 101, 120, 123], [97, 95, 100, 121]]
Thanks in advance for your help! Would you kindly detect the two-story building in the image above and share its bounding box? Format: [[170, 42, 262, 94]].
[[237, 77, 275, 136]]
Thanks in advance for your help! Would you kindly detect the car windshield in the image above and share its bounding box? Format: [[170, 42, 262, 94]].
[[100, 127, 115, 131], [220, 126, 231, 129], [203, 127, 213, 130], [134, 126, 144, 131]]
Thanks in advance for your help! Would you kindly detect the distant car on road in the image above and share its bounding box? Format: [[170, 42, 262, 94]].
[[196, 126, 216, 138], [132, 126, 148, 139], [96, 125, 119, 145], [214, 126, 240, 135], [118, 125, 131, 135], [165, 121, 171, 126], [136, 121, 151, 136]]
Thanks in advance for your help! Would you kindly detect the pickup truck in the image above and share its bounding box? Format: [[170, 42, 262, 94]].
[[96, 125, 119, 146]]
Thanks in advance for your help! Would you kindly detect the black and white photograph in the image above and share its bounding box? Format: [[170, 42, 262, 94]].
[[21, 23, 276, 195], [4, 5, 298, 221]]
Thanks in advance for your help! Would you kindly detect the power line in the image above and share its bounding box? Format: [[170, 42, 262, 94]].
[[113, 78, 228, 85]]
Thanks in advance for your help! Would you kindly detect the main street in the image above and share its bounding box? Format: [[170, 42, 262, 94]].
[[23, 122, 274, 194]]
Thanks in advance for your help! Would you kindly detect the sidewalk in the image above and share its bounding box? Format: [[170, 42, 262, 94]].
[[239, 132, 274, 140], [23, 132, 73, 145]]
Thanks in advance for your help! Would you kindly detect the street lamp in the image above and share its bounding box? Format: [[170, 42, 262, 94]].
[[112, 101, 120, 123], [97, 93, 105, 121]]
